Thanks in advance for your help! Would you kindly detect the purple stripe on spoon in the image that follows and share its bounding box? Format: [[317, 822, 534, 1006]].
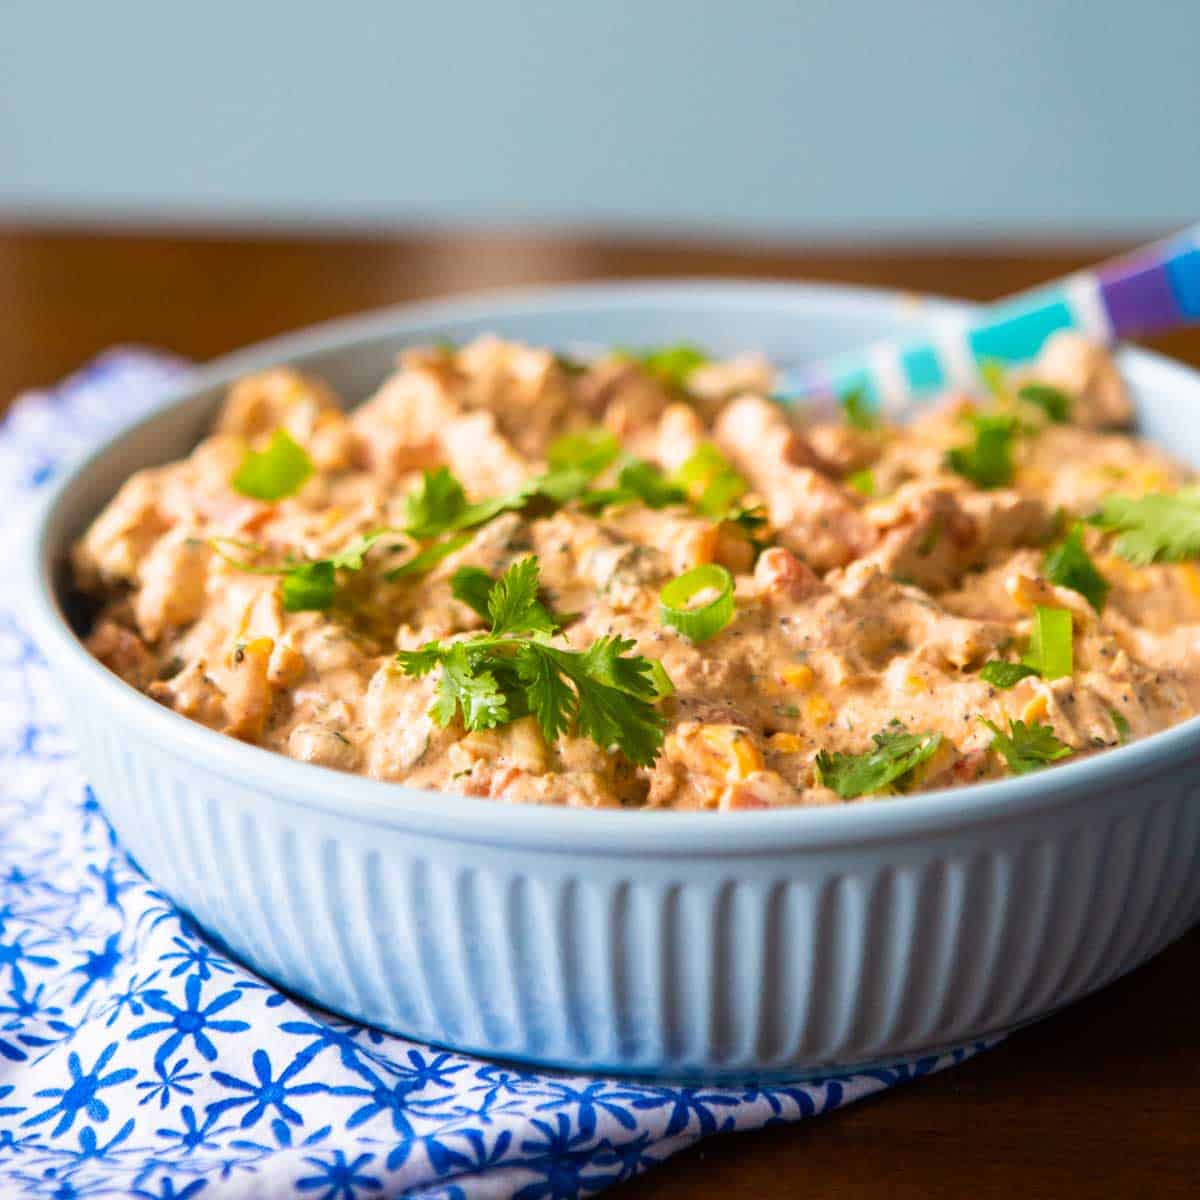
[[1100, 258, 1180, 337]]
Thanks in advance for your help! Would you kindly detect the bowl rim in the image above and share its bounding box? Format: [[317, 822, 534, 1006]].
[[21, 276, 1200, 855]]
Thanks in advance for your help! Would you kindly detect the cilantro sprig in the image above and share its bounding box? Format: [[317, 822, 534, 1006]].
[[395, 557, 669, 765], [231, 429, 314, 501], [580, 441, 765, 534], [400, 467, 531, 542], [212, 530, 396, 613], [945, 412, 1019, 489], [1090, 489, 1200, 564], [981, 717, 1072, 774], [1044, 524, 1109, 612], [814, 721, 943, 799]]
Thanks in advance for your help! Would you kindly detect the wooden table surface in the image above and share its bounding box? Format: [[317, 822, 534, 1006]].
[[4, 226, 1198, 1197]]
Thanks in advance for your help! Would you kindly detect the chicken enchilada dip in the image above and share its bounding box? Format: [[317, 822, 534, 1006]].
[[73, 333, 1200, 809]]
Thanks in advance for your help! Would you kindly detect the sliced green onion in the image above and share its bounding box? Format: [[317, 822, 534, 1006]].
[[673, 443, 747, 516], [659, 563, 735, 643], [1022, 605, 1073, 679]]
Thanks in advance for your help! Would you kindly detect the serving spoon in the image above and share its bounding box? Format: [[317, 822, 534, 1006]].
[[783, 225, 1200, 414]]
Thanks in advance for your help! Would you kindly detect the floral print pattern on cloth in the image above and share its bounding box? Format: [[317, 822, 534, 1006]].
[[0, 351, 990, 1199]]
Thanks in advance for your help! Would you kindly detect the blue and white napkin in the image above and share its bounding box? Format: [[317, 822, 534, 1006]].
[[0, 351, 986, 1199]]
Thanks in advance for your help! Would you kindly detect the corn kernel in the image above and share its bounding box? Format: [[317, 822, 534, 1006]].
[[268, 643, 306, 687], [1132, 466, 1169, 494], [768, 732, 804, 754], [233, 636, 274, 668], [1179, 563, 1200, 603], [780, 663, 814, 690], [805, 695, 833, 725], [680, 524, 719, 571], [730, 736, 762, 779], [698, 725, 764, 780], [1022, 692, 1049, 723], [903, 673, 927, 694]]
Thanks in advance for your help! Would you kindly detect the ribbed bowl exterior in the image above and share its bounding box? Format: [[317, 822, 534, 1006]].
[[64, 703, 1200, 1078], [24, 282, 1200, 1079]]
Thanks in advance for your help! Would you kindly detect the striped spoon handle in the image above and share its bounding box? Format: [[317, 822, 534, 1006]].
[[788, 225, 1200, 414]]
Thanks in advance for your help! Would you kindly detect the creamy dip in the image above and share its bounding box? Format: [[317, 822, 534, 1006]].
[[73, 333, 1200, 809]]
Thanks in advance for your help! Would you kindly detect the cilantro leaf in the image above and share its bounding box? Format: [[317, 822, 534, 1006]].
[[577, 633, 659, 697], [1018, 383, 1071, 423], [545, 640, 663, 766], [450, 566, 497, 622], [327, 530, 390, 572], [231, 429, 314, 501], [840, 388, 878, 431], [434, 643, 510, 730], [393, 644, 445, 676], [402, 468, 471, 540], [281, 561, 338, 612], [814, 721, 943, 799], [515, 644, 577, 745], [981, 717, 1072, 774], [1044, 524, 1109, 612], [614, 460, 688, 508], [546, 427, 620, 476], [579, 459, 687, 513], [486, 557, 557, 636], [945, 413, 1018, 489], [979, 660, 1040, 689], [451, 559, 559, 634], [1090, 489, 1200, 564], [401, 467, 534, 541]]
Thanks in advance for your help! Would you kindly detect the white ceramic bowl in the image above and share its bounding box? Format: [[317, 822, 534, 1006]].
[[21, 281, 1200, 1080]]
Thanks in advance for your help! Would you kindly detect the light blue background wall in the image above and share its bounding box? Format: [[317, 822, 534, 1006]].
[[1, 0, 1196, 238]]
